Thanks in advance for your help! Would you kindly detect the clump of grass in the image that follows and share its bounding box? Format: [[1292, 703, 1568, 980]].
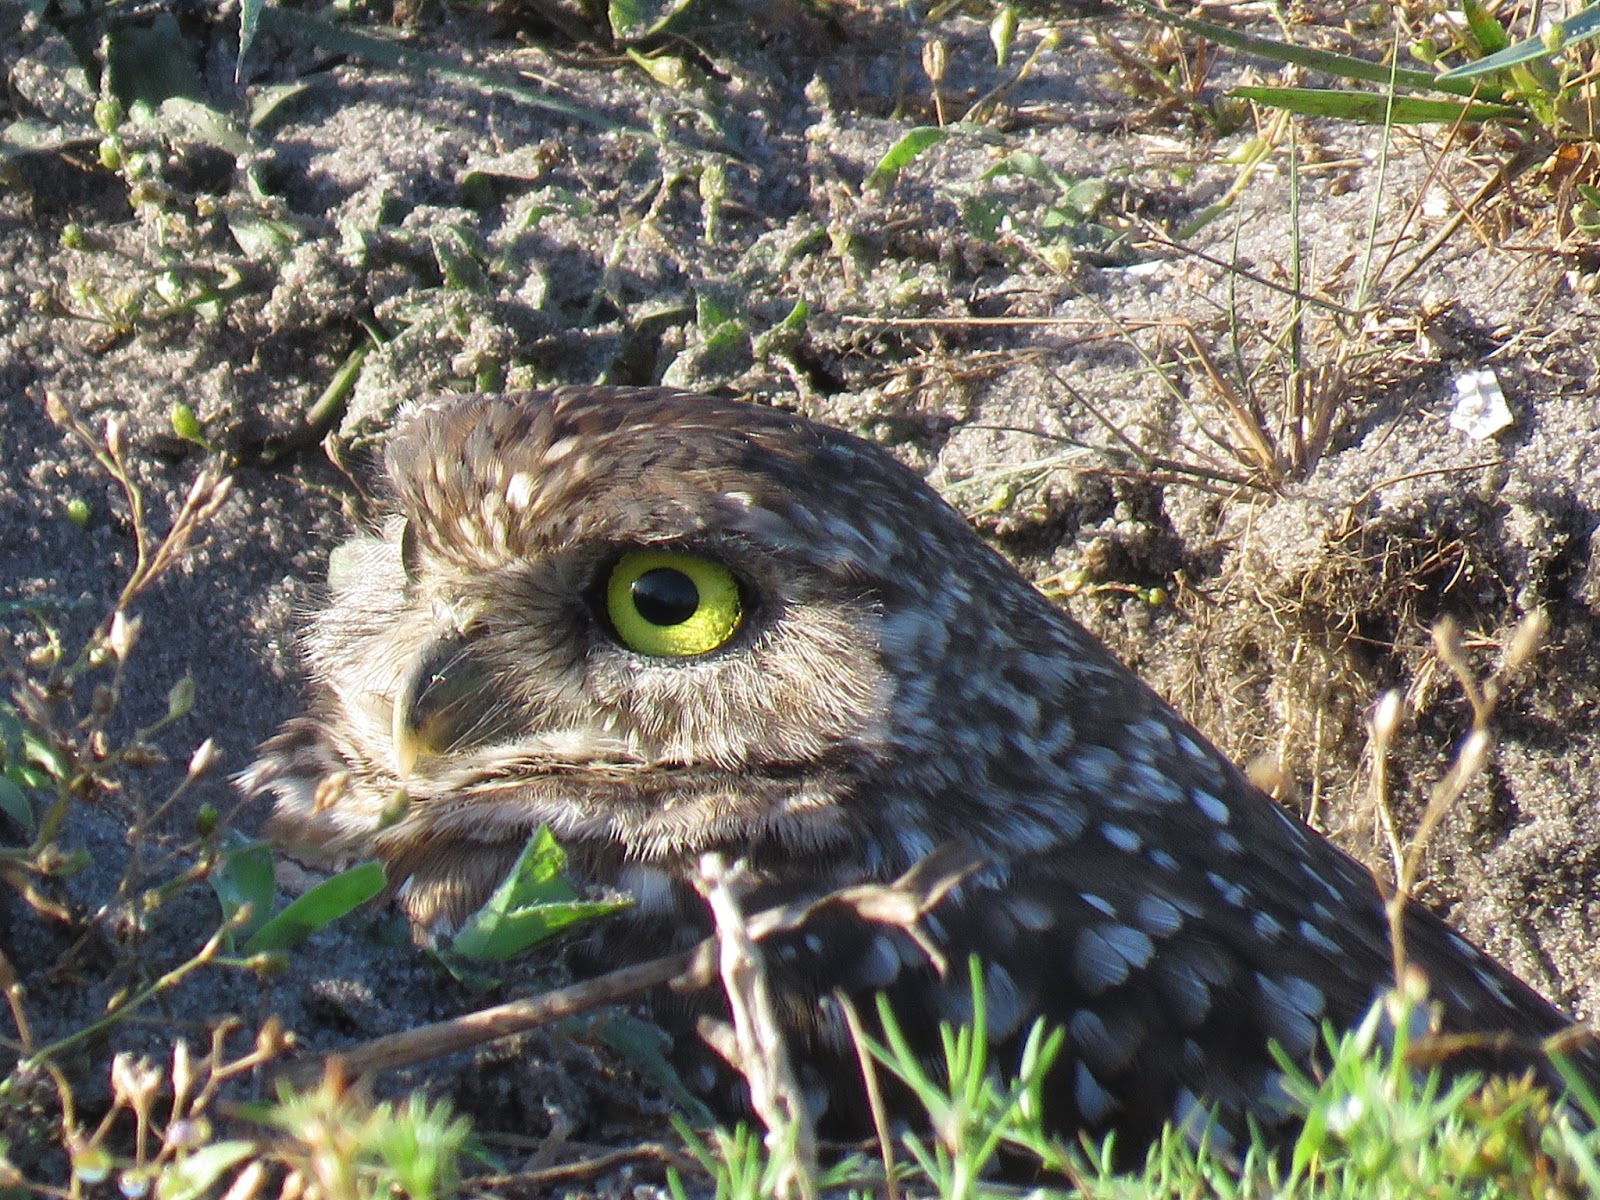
[[1131, 0, 1600, 252], [252, 1064, 477, 1200], [673, 951, 1600, 1199]]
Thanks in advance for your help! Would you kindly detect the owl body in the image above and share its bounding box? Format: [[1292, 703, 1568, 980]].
[[245, 387, 1593, 1154]]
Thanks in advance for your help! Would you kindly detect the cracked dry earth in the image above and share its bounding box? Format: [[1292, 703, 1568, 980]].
[[4, 0, 1600, 1190]]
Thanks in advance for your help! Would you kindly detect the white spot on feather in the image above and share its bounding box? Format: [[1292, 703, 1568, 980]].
[[1074, 924, 1154, 993], [1101, 822, 1142, 852], [1081, 892, 1116, 917], [1191, 788, 1229, 824], [505, 472, 537, 510], [1136, 895, 1184, 936], [1075, 1062, 1118, 1123], [1297, 919, 1341, 954]]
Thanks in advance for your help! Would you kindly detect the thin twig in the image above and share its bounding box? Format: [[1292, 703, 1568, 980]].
[[470, 1142, 695, 1194], [695, 852, 817, 1200], [1376, 612, 1547, 988], [281, 843, 986, 1086], [282, 950, 701, 1085]]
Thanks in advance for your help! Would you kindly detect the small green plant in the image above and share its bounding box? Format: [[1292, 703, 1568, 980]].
[[253, 1070, 477, 1200], [1128, 0, 1536, 128], [670, 1119, 869, 1200], [434, 825, 631, 986], [1281, 977, 1600, 1197], [211, 842, 388, 955], [864, 960, 1072, 1196]]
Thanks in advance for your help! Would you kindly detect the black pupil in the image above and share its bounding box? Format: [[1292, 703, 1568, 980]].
[[631, 568, 701, 626]]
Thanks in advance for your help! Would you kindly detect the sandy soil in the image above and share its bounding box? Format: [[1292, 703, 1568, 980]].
[[4, 0, 1600, 1188]]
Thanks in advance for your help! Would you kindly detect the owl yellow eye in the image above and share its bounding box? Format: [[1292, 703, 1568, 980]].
[[605, 550, 743, 657]]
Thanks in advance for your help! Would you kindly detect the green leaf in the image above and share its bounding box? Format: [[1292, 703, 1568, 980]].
[[460, 826, 572, 910], [609, 0, 698, 41], [461, 898, 630, 961], [866, 126, 951, 187], [212, 837, 276, 941], [961, 195, 1007, 241], [1, 120, 90, 162], [427, 943, 505, 990], [431, 224, 490, 292], [23, 728, 71, 785], [226, 211, 300, 260], [236, 0, 267, 81], [247, 82, 313, 133], [158, 98, 249, 157], [244, 860, 385, 953], [450, 827, 630, 961], [591, 1012, 715, 1124], [8, 764, 49, 791], [1232, 86, 1526, 124], [990, 5, 1019, 67], [981, 150, 1071, 190], [0, 706, 24, 767], [171, 403, 205, 443], [776, 298, 808, 334], [695, 292, 744, 355], [625, 48, 694, 90], [156, 1141, 255, 1200], [105, 17, 204, 110], [0, 777, 32, 835], [1440, 4, 1600, 79]]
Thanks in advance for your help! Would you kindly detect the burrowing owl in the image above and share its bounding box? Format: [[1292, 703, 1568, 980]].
[[244, 386, 1594, 1154]]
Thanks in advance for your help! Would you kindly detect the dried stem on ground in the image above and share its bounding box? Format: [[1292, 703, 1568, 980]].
[[290, 843, 984, 1085], [693, 851, 818, 1200], [1364, 611, 1548, 989]]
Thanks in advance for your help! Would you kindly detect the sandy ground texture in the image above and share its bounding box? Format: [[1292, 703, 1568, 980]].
[[4, 0, 1600, 1189]]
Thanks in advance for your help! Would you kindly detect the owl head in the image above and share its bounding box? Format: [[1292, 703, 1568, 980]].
[[243, 387, 1125, 928]]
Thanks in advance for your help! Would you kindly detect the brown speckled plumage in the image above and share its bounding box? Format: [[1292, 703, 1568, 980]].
[[243, 386, 1595, 1154]]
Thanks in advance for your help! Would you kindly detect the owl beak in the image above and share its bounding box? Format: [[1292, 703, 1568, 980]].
[[391, 632, 486, 776]]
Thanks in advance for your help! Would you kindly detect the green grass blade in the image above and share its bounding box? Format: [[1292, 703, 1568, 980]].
[[255, 8, 645, 136], [1233, 86, 1527, 123], [1124, 0, 1489, 97], [1440, 3, 1600, 79]]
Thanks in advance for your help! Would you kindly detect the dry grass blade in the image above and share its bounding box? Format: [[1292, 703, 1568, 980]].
[[1185, 328, 1282, 480], [471, 1142, 696, 1194], [280, 950, 699, 1085], [836, 991, 900, 1200]]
